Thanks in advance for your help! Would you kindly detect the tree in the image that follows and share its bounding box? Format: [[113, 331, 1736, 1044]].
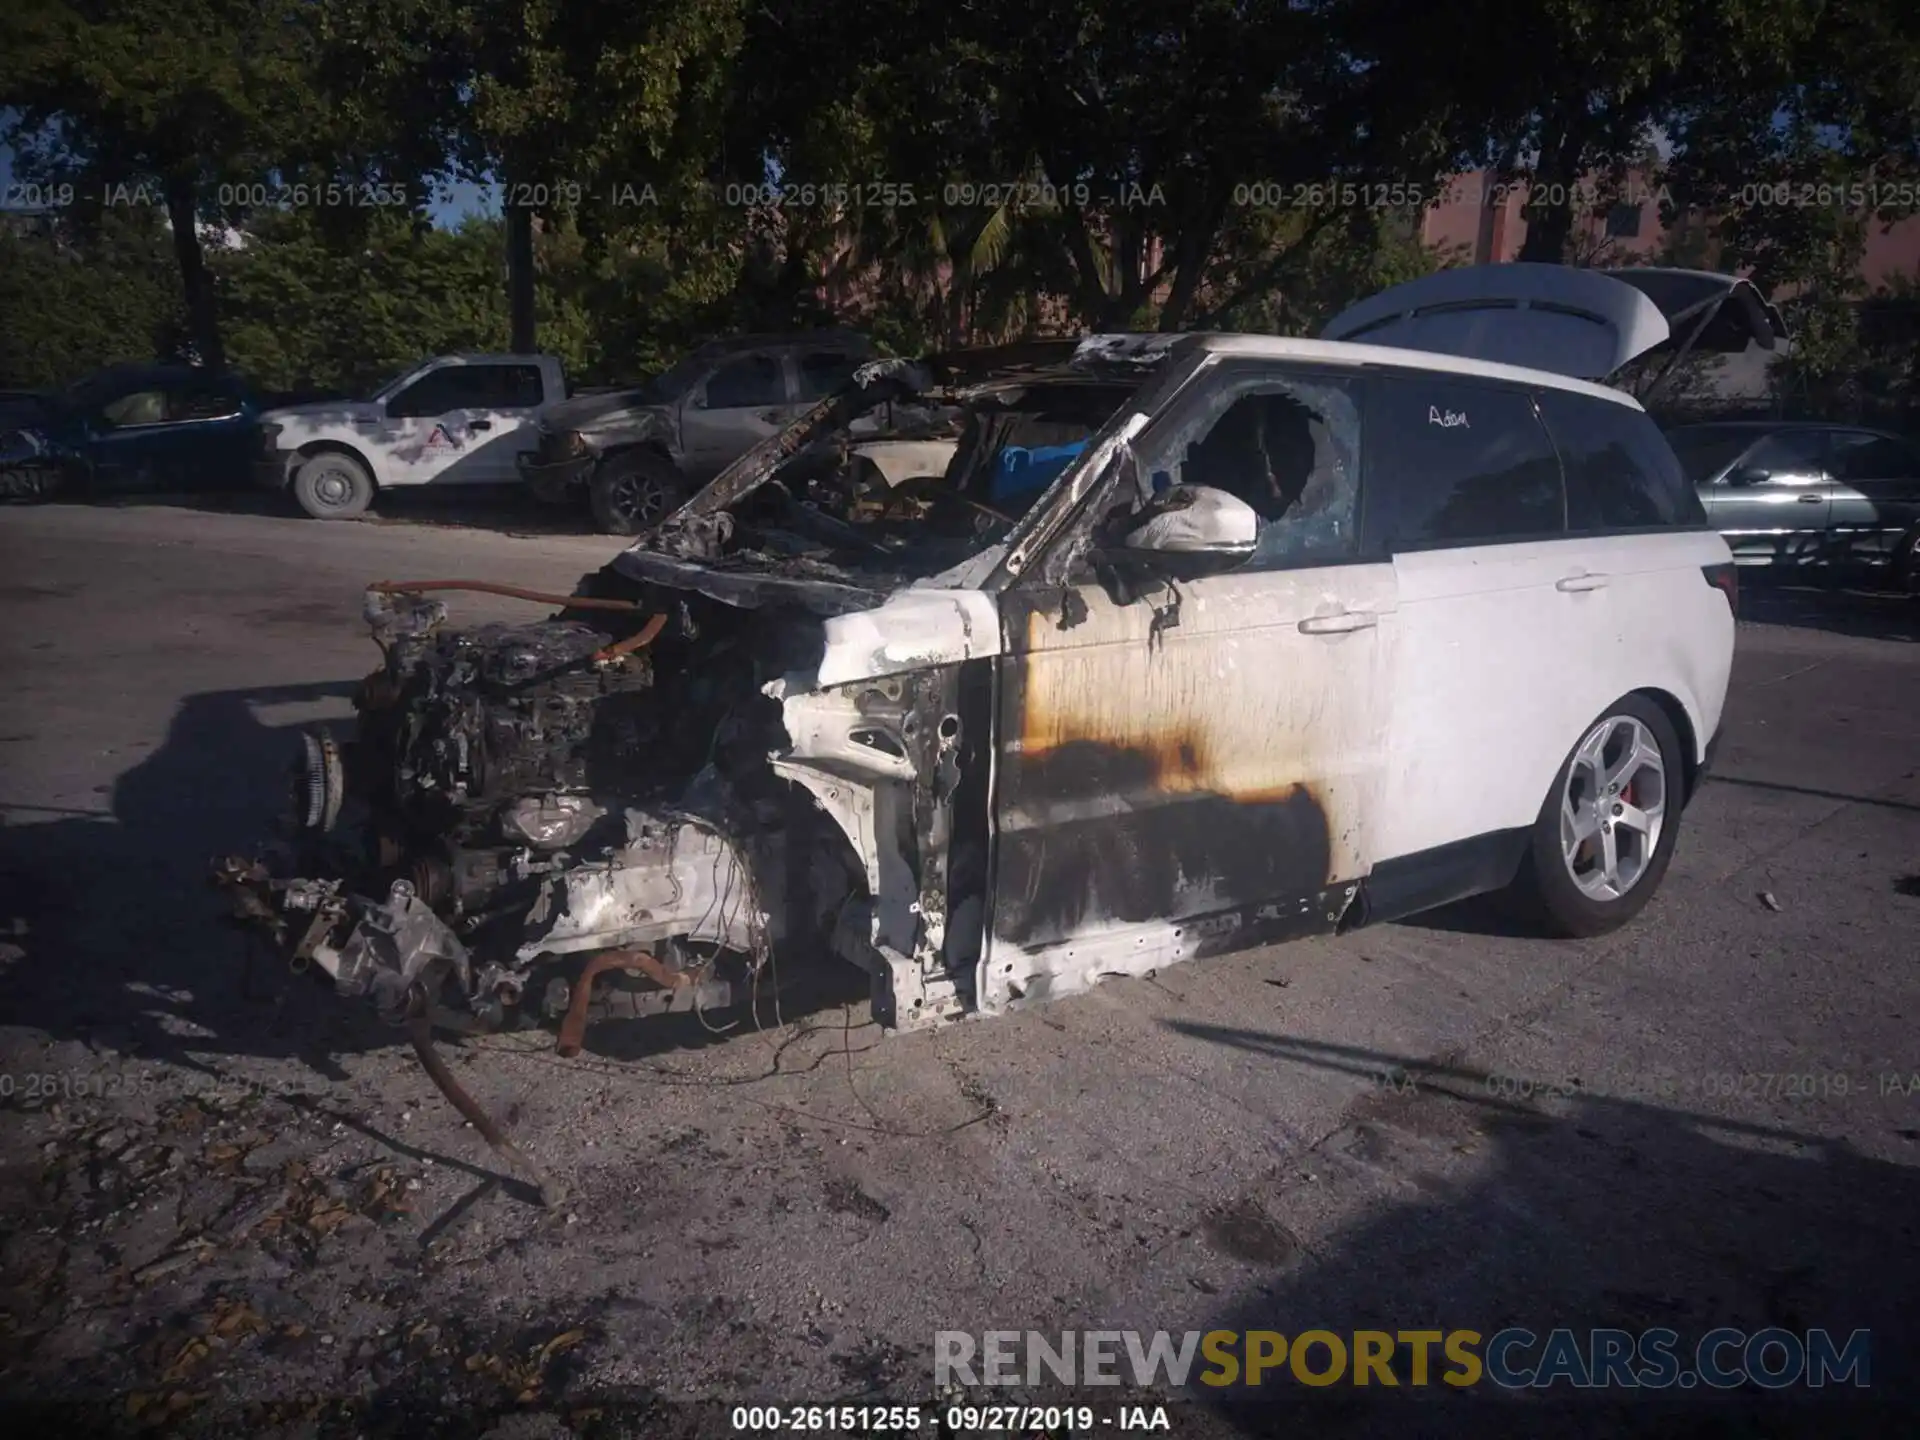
[[412, 1, 754, 352], [732, 0, 1446, 339], [1329, 0, 1836, 264], [0, 0, 348, 370], [0, 207, 183, 387], [1660, 0, 1920, 295]]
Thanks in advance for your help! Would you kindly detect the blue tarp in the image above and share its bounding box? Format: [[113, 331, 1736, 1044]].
[[991, 439, 1089, 501]]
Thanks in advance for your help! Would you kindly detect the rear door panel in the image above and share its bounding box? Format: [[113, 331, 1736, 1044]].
[[1708, 432, 1828, 566], [680, 351, 791, 479], [1823, 430, 1920, 570]]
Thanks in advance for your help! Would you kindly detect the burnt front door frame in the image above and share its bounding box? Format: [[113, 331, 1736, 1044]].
[[978, 399, 1398, 1015]]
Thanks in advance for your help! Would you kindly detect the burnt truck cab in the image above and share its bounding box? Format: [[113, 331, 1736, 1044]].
[[220, 268, 1775, 1103]]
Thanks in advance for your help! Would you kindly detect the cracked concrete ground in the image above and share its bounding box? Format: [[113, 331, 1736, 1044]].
[[1, 503, 1917, 1437]]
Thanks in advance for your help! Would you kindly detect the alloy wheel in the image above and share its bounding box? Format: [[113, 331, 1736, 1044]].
[[1560, 714, 1668, 902], [610, 474, 671, 529]]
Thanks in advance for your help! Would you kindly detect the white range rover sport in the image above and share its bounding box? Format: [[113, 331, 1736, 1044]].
[[221, 264, 1775, 1062]]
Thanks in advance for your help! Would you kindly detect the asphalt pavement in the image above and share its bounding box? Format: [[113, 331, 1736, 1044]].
[[1, 502, 1917, 1437]]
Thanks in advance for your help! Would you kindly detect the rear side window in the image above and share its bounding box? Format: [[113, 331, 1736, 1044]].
[[463, 364, 545, 410], [1362, 374, 1562, 550], [795, 349, 861, 401], [1827, 430, 1920, 481], [1665, 425, 1758, 483], [700, 354, 786, 409], [1538, 390, 1706, 530], [168, 380, 246, 421]]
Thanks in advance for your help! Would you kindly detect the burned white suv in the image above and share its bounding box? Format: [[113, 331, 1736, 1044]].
[[220, 266, 1772, 1176]]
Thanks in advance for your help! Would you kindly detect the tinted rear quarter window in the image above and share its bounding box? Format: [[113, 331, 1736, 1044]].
[[702, 354, 786, 409], [1539, 390, 1706, 530], [465, 364, 545, 409], [1827, 431, 1920, 481], [168, 380, 246, 421], [1664, 425, 1759, 484], [1362, 374, 1562, 550], [796, 349, 861, 401]]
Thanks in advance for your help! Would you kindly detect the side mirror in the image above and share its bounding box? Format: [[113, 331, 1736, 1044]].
[[1119, 485, 1259, 561], [1725, 464, 1768, 486]]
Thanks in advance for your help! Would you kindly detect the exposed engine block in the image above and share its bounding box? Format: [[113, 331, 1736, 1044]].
[[355, 617, 660, 844]]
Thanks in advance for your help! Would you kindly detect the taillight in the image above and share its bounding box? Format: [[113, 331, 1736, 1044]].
[[1703, 561, 1738, 617]]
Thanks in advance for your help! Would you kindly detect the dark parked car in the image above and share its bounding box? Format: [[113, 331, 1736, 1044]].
[[0, 364, 269, 500], [519, 329, 875, 534], [1665, 419, 1920, 589]]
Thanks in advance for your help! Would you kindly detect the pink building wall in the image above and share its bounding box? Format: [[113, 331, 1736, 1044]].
[[1420, 168, 1920, 289]]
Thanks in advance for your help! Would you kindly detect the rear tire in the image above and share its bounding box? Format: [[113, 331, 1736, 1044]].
[[588, 451, 687, 536], [1892, 523, 1920, 596], [1512, 693, 1685, 938], [292, 452, 375, 519], [0, 464, 65, 501]]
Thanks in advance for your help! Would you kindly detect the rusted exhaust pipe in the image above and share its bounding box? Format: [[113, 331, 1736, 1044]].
[[407, 992, 563, 1209], [555, 948, 687, 1058]]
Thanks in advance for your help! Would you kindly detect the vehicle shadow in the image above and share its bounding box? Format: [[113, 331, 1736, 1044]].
[[72, 485, 601, 537], [0, 679, 856, 1084], [1387, 890, 1548, 940], [1737, 573, 1917, 644], [1162, 1025, 1919, 1437]]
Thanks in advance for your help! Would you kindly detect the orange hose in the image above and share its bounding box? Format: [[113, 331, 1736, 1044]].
[[367, 579, 645, 612], [591, 612, 669, 663]]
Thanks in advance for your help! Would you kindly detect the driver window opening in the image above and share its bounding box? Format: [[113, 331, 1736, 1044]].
[[1132, 372, 1363, 566]]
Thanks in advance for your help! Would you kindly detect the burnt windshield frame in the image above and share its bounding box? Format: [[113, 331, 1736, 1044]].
[[993, 347, 1212, 590]]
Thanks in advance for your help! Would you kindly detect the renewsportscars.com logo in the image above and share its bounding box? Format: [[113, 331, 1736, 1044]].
[[935, 1328, 1872, 1391]]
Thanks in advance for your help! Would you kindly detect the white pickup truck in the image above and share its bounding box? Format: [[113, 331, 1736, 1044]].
[[253, 353, 567, 517]]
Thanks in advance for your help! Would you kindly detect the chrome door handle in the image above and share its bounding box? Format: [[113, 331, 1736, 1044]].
[[1556, 573, 1610, 592], [1796, 493, 1824, 503], [1298, 611, 1377, 634], [470, 419, 493, 431]]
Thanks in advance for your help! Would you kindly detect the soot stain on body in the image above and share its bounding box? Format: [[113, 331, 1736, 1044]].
[[993, 739, 1333, 948]]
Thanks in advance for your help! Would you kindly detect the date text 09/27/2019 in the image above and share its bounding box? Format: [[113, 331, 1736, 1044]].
[[727, 1404, 1170, 1432]]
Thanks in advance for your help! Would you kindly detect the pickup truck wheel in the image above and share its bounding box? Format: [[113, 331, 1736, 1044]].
[[1511, 694, 1685, 938], [292, 452, 375, 519], [589, 453, 686, 536]]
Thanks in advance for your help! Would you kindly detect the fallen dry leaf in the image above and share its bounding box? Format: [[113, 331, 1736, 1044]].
[[536, 1328, 588, 1365], [304, 1202, 351, 1235], [212, 1299, 268, 1339], [160, 1336, 212, 1384]]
